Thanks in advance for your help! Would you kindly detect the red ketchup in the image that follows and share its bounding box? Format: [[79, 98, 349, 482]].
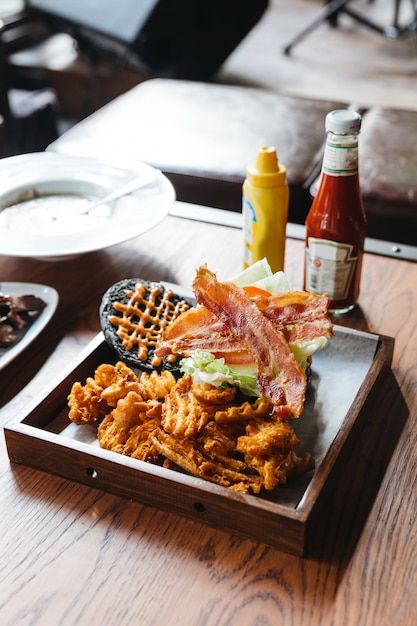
[[304, 110, 368, 314]]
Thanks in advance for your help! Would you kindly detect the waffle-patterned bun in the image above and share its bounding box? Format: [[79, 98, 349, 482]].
[[100, 279, 193, 372]]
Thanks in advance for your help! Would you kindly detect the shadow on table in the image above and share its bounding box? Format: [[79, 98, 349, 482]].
[[305, 365, 408, 563], [302, 303, 408, 562], [0, 311, 64, 409]]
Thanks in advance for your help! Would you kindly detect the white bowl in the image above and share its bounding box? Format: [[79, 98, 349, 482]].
[[0, 153, 175, 260]]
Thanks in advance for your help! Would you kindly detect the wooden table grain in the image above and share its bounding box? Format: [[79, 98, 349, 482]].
[[0, 207, 416, 626]]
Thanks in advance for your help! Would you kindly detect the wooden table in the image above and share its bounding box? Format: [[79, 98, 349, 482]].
[[0, 205, 416, 625]]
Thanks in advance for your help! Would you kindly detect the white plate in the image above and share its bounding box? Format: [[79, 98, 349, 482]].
[[0, 282, 59, 371], [0, 153, 175, 260]]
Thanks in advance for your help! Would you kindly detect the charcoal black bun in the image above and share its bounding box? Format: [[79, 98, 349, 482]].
[[100, 278, 194, 373]]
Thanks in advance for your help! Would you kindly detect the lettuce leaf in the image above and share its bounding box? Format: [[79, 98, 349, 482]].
[[231, 258, 290, 295], [231, 258, 273, 288], [180, 349, 259, 397], [290, 336, 328, 370]]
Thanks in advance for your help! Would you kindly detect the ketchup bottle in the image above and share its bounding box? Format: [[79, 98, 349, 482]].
[[304, 110, 367, 314]]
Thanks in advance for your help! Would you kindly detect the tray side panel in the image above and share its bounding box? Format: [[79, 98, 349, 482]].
[[303, 334, 397, 557], [4, 426, 306, 556], [298, 334, 395, 512], [3, 330, 396, 557]]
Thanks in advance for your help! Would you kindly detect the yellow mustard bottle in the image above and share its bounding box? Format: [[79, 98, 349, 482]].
[[242, 146, 289, 273]]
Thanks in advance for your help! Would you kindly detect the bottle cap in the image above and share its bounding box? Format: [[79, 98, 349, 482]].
[[246, 146, 287, 187], [325, 110, 361, 134]]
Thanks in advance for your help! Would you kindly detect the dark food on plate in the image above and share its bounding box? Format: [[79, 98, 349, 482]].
[[0, 291, 46, 347], [100, 279, 193, 373]]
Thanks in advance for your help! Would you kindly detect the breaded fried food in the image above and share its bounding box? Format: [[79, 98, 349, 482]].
[[214, 396, 273, 423], [67, 362, 173, 426], [199, 420, 243, 458], [139, 369, 176, 400], [236, 419, 314, 490], [69, 364, 315, 495], [98, 391, 161, 462], [161, 376, 237, 438], [161, 376, 210, 437], [98, 391, 148, 451], [100, 363, 142, 408], [151, 427, 265, 494], [245, 449, 314, 491], [68, 362, 141, 425], [151, 411, 313, 494], [236, 418, 301, 456], [192, 383, 237, 406]]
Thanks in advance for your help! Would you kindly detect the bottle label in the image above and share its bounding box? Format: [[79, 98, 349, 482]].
[[323, 139, 358, 177], [305, 238, 357, 299], [242, 195, 256, 266]]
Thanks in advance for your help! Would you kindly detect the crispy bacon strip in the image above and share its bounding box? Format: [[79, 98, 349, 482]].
[[192, 266, 306, 418], [252, 291, 330, 323], [156, 290, 332, 360]]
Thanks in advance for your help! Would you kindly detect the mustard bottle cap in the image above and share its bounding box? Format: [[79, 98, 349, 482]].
[[246, 146, 287, 187]]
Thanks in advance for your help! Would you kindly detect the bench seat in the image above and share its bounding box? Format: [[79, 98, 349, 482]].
[[48, 78, 347, 225]]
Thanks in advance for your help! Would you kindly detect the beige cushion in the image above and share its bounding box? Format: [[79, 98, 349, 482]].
[[359, 107, 417, 245]]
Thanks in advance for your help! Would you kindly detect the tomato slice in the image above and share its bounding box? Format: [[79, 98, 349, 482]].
[[243, 285, 271, 298]]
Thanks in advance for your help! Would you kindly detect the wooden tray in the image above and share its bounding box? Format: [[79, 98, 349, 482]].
[[4, 326, 394, 556]]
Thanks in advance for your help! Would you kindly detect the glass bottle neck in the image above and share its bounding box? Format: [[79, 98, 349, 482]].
[[322, 131, 359, 177]]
